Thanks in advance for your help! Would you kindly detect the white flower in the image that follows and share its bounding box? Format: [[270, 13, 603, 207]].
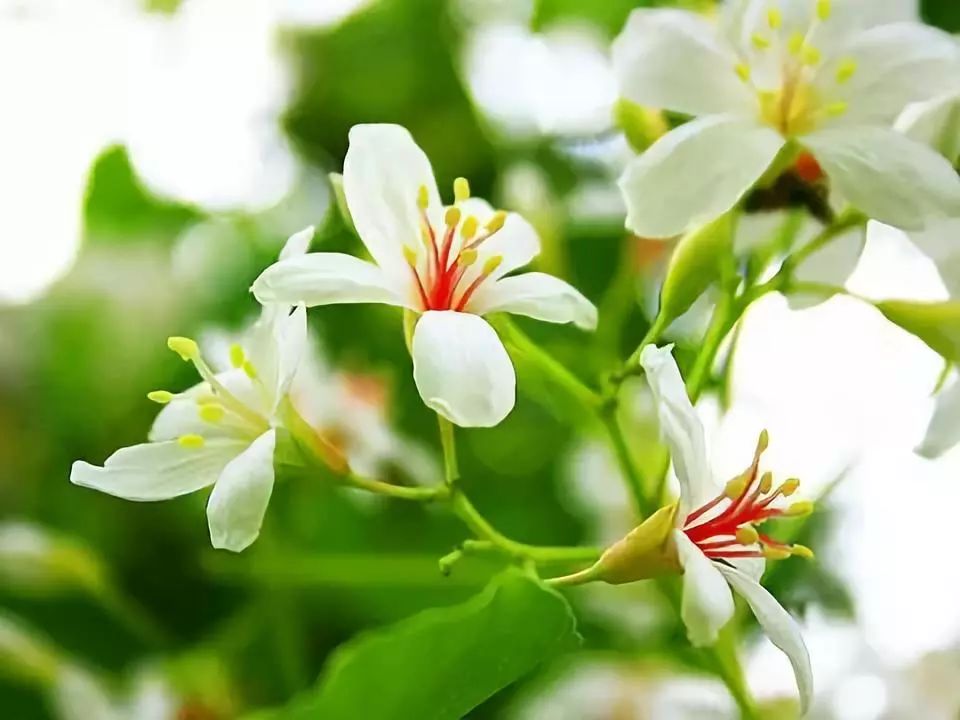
[[253, 124, 597, 427], [613, 0, 960, 238], [639, 344, 813, 713], [53, 665, 178, 720], [69, 231, 311, 552]]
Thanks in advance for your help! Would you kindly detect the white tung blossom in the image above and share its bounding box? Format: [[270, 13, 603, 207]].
[[253, 124, 598, 428], [640, 344, 813, 713], [613, 0, 960, 238], [69, 231, 311, 552]]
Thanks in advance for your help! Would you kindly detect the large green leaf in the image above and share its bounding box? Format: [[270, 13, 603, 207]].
[[257, 570, 578, 720], [875, 299, 960, 362]]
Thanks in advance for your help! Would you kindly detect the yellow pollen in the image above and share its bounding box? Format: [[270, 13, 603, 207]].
[[825, 101, 848, 117], [785, 501, 814, 517], [751, 33, 771, 50], [147, 390, 174, 404], [725, 477, 748, 500], [482, 255, 503, 275], [759, 471, 773, 494], [736, 525, 760, 545], [229, 343, 245, 369], [199, 404, 225, 423], [816, 0, 831, 20], [791, 544, 815, 559], [417, 184, 429, 210], [167, 336, 199, 362], [178, 434, 205, 449], [780, 478, 801, 496], [801, 44, 822, 66], [445, 206, 462, 228], [763, 546, 792, 561], [242, 360, 258, 380], [788, 32, 805, 55], [453, 177, 470, 203], [485, 211, 507, 233], [836, 58, 857, 84], [403, 245, 419, 266], [767, 7, 782, 29], [735, 62, 751, 82], [461, 216, 478, 239], [459, 249, 478, 267]]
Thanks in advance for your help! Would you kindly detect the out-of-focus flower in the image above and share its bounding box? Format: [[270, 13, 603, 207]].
[[253, 124, 597, 428], [0, 612, 60, 687], [70, 231, 311, 552], [613, 0, 960, 238], [0, 521, 106, 595], [53, 665, 179, 720]]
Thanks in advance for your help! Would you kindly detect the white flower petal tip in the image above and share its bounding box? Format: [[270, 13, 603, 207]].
[[207, 430, 277, 553], [470, 272, 598, 331], [279, 226, 315, 260], [411, 311, 516, 428]]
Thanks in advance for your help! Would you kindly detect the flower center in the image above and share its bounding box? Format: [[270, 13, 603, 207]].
[[402, 178, 506, 313], [733, 1, 856, 136], [681, 430, 814, 562]]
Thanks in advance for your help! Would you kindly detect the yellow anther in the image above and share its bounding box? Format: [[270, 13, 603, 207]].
[[482, 255, 504, 275], [459, 249, 478, 267], [485, 211, 507, 233], [816, 0, 831, 20], [419, 227, 432, 247], [759, 471, 773, 494], [445, 206, 462, 228], [801, 44, 822, 66], [403, 245, 419, 266], [767, 7, 782, 29], [198, 404, 225, 423], [836, 58, 857, 84], [788, 32, 805, 55], [751, 33, 771, 50], [791, 544, 815, 559], [780, 478, 801, 496], [461, 216, 478, 240], [785, 501, 814, 517], [763, 546, 792, 561], [735, 62, 751, 82], [757, 429, 769, 453], [229, 343, 245, 369], [242, 360, 258, 380], [725, 477, 748, 500], [178, 434, 205, 449], [417, 184, 429, 210], [147, 390, 175, 405], [825, 101, 848, 117], [736, 525, 760, 546], [167, 336, 199, 362], [453, 177, 470, 203]]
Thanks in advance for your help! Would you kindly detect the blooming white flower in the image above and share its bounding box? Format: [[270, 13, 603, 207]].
[[53, 665, 178, 720], [613, 0, 960, 238], [639, 344, 813, 712], [69, 231, 310, 552], [253, 124, 598, 427]]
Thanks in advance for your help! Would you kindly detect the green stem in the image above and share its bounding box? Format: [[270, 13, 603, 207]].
[[600, 410, 655, 518], [438, 416, 459, 485], [343, 472, 450, 502], [686, 287, 736, 402], [614, 312, 669, 386], [787, 208, 866, 269]]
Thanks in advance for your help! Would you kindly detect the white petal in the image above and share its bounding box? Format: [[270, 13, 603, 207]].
[[718, 563, 813, 714], [917, 380, 960, 458], [675, 531, 735, 647], [898, 93, 960, 162], [343, 123, 442, 277], [469, 272, 598, 331], [70, 439, 247, 502], [612, 9, 754, 117], [804, 127, 960, 231], [816, 24, 960, 127], [245, 304, 308, 413], [252, 252, 410, 308], [459, 199, 541, 279], [54, 666, 122, 720], [279, 225, 314, 260], [411, 311, 515, 428], [788, 223, 866, 309], [905, 218, 960, 298], [640, 345, 713, 516], [620, 116, 784, 238], [206, 430, 276, 552]]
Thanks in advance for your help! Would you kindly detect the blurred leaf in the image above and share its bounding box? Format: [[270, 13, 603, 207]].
[[875, 299, 960, 362], [255, 570, 578, 720], [657, 213, 735, 329], [924, 0, 960, 31]]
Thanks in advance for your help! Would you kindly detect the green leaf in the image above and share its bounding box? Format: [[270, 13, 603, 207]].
[[257, 570, 578, 720], [657, 212, 735, 328], [874, 299, 960, 362]]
